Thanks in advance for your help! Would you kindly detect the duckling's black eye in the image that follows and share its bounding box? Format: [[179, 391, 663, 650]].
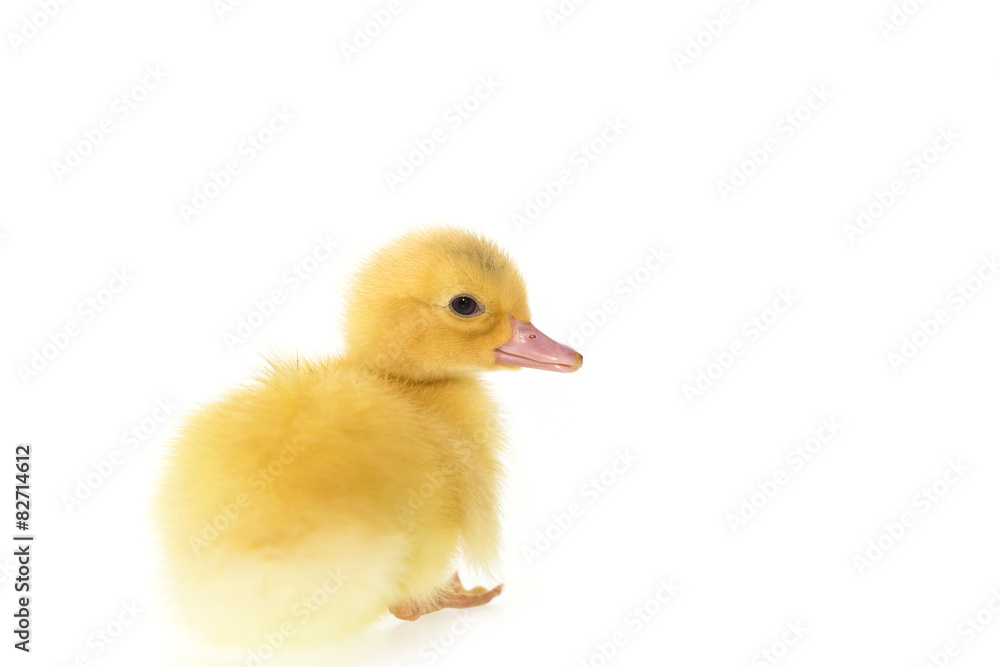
[[450, 295, 480, 317]]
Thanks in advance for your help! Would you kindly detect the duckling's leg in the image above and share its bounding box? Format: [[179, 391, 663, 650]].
[[389, 573, 503, 621]]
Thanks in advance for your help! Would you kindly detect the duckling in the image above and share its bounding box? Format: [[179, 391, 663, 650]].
[[154, 227, 582, 646]]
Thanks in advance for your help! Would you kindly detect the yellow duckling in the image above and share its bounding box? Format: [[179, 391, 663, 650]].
[[154, 227, 582, 646]]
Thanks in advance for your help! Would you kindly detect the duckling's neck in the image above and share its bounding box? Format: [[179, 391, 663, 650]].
[[399, 374, 501, 456], [363, 365, 488, 404], [342, 346, 477, 385], [346, 358, 498, 438]]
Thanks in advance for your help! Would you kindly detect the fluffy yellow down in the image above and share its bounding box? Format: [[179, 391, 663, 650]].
[[154, 228, 532, 646]]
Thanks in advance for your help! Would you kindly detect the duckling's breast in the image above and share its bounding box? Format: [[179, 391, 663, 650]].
[[157, 360, 505, 573]]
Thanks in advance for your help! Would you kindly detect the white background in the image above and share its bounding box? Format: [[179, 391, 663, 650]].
[[3, 0, 1000, 665]]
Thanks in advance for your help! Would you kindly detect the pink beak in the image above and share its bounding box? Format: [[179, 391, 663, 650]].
[[495, 317, 583, 373]]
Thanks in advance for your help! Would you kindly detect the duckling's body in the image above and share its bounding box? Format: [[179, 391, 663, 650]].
[[154, 228, 581, 645]]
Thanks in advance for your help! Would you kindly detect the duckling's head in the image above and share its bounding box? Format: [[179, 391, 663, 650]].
[[343, 227, 583, 381]]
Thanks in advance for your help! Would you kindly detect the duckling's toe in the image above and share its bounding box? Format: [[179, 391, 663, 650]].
[[389, 573, 503, 621], [388, 601, 423, 622], [440, 581, 503, 610]]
